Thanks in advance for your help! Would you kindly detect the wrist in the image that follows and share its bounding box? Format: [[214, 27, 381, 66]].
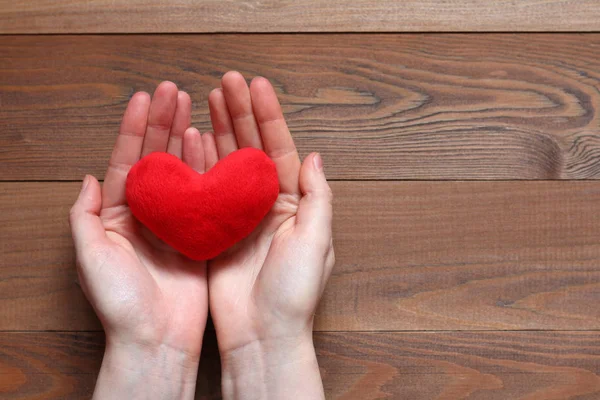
[[220, 333, 324, 400], [93, 339, 200, 400]]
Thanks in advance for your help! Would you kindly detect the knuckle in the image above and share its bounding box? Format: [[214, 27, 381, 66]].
[[147, 121, 172, 132]]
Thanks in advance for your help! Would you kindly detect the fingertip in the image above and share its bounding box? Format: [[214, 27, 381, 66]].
[[183, 128, 205, 173], [81, 173, 101, 190], [209, 87, 223, 96], [183, 127, 201, 147], [250, 77, 279, 102], [250, 76, 271, 90], [222, 72, 251, 101], [177, 90, 191, 104], [311, 152, 323, 171], [127, 92, 151, 115], [70, 174, 107, 251], [249, 76, 283, 123], [222, 70, 244, 85], [208, 88, 224, 104], [301, 152, 323, 174], [184, 126, 200, 136], [152, 81, 179, 101], [300, 152, 329, 195], [87, 174, 99, 184], [81, 174, 90, 192], [86, 174, 102, 195], [132, 91, 151, 103], [302, 151, 316, 170], [158, 80, 178, 91], [295, 153, 333, 240], [75, 174, 102, 211], [208, 89, 226, 116]]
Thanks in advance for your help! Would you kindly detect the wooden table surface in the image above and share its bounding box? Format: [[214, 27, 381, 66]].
[[1, 1, 600, 399]]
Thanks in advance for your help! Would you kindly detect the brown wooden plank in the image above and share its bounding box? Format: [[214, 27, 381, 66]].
[[0, 332, 103, 399], [2, 331, 600, 399], [1, 34, 600, 180], [320, 331, 600, 400], [2, 181, 599, 331], [0, 1, 599, 33]]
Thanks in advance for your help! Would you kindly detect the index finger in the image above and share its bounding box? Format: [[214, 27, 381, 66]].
[[102, 91, 151, 210]]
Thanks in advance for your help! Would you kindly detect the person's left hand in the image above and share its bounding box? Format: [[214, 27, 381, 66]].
[[69, 82, 210, 399], [193, 72, 334, 399]]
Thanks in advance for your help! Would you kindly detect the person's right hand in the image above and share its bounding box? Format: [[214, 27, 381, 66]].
[[69, 82, 210, 399], [185, 71, 335, 399]]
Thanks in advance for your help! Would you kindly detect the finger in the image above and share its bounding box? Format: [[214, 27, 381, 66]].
[[103, 91, 151, 209], [183, 127, 205, 173], [296, 153, 333, 248], [141, 81, 179, 157], [167, 91, 192, 158], [250, 76, 301, 195], [221, 71, 263, 149], [70, 175, 108, 254], [208, 88, 238, 158], [202, 132, 219, 171]]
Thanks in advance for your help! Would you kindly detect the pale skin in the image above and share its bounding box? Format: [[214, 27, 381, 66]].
[[69, 72, 334, 399]]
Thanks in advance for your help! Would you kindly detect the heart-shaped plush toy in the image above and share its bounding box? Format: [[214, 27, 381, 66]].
[[126, 148, 279, 260]]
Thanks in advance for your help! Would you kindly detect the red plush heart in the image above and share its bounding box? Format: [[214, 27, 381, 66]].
[[126, 148, 279, 260]]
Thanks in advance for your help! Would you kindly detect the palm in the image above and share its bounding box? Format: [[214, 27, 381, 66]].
[[73, 82, 209, 357], [97, 206, 206, 350], [207, 198, 294, 343]]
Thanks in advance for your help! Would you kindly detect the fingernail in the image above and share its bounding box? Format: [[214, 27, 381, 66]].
[[81, 175, 90, 192], [313, 153, 323, 171]]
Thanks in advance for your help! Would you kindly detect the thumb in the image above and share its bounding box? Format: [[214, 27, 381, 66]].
[[69, 175, 107, 253], [296, 153, 333, 243]]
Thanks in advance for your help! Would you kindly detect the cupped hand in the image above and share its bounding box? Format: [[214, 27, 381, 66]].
[[195, 72, 335, 355], [69, 82, 209, 360]]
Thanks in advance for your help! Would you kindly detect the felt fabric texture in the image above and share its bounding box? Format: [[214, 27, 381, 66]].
[[126, 148, 279, 260]]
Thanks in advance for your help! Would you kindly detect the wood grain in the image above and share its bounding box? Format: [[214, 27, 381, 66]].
[[1, 34, 600, 180], [1, 0, 599, 33], [319, 331, 600, 400], [2, 331, 600, 399], [2, 181, 599, 331]]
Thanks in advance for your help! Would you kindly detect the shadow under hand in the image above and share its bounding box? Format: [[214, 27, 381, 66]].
[[195, 316, 222, 399]]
